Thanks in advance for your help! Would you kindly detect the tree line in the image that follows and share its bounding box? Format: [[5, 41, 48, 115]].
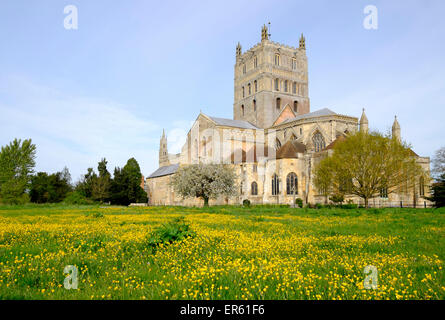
[[0, 138, 147, 205]]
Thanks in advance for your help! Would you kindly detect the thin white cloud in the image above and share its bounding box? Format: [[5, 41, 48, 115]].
[[0, 75, 160, 180]]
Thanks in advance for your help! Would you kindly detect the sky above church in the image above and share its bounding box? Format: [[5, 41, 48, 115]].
[[0, 0, 444, 181]]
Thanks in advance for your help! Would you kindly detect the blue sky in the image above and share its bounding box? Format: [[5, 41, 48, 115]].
[[0, 0, 444, 181]]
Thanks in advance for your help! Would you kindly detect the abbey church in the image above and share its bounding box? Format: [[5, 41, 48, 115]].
[[146, 26, 431, 207]]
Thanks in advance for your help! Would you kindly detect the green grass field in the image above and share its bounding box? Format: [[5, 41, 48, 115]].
[[0, 204, 444, 300]]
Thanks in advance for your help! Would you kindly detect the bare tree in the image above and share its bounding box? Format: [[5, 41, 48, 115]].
[[432, 147, 445, 179]]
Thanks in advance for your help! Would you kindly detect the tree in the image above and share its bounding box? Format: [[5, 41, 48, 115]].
[[428, 173, 445, 208], [30, 168, 72, 203], [91, 158, 111, 202], [313, 131, 424, 207], [170, 164, 237, 207], [75, 167, 97, 198], [109, 158, 147, 205], [0, 138, 36, 204], [432, 147, 445, 179], [312, 157, 333, 204]]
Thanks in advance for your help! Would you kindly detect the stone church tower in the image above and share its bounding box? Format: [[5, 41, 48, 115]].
[[233, 25, 310, 128]]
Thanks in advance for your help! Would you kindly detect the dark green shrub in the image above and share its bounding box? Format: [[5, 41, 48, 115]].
[[295, 198, 303, 208], [329, 194, 344, 205], [64, 191, 93, 205], [145, 217, 195, 252], [243, 199, 251, 207]]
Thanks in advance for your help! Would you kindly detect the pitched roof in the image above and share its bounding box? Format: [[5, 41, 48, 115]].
[[207, 116, 259, 129], [147, 163, 179, 179], [276, 140, 307, 159], [279, 108, 338, 125], [324, 135, 346, 150], [273, 104, 297, 126]]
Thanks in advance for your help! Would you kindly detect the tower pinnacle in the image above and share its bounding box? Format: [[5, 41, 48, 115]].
[[359, 108, 369, 133], [261, 24, 269, 41], [236, 42, 242, 57], [392, 116, 401, 142], [299, 33, 306, 50], [159, 129, 169, 167]]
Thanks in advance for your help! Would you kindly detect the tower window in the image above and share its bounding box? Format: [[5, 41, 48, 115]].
[[248, 83, 251, 95], [276, 97, 281, 110], [293, 101, 298, 113], [292, 58, 297, 70], [254, 80, 257, 93], [253, 99, 256, 112], [274, 79, 279, 91], [292, 82, 297, 94], [243, 64, 246, 74], [241, 105, 245, 116], [274, 54, 280, 66], [253, 56, 258, 68], [251, 181, 258, 195], [242, 87, 245, 98], [284, 80, 288, 92]]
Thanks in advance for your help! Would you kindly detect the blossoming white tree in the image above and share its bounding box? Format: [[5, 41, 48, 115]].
[[170, 164, 238, 207]]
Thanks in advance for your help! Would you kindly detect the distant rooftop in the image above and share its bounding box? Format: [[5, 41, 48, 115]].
[[147, 163, 179, 179], [280, 108, 353, 125], [207, 115, 259, 130]]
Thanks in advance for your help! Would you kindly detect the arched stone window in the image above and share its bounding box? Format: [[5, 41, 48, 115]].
[[202, 137, 206, 157], [253, 56, 258, 68], [241, 105, 244, 116], [243, 64, 246, 74], [276, 97, 281, 110], [419, 177, 425, 196], [254, 80, 257, 92], [272, 174, 280, 195], [251, 182, 258, 195], [248, 83, 251, 95], [286, 173, 298, 195], [312, 131, 326, 152], [275, 138, 282, 150], [293, 101, 298, 113], [292, 58, 297, 70], [284, 80, 288, 92], [253, 99, 256, 112], [274, 54, 280, 66], [242, 87, 245, 98], [292, 82, 297, 94], [275, 79, 280, 91]]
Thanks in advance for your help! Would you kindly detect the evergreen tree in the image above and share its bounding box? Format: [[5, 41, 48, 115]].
[[0, 138, 36, 204], [429, 173, 445, 208]]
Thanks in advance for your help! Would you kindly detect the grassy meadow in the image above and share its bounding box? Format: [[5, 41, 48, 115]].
[[0, 204, 444, 300]]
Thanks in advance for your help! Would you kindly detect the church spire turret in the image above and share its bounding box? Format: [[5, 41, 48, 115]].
[[359, 108, 369, 133], [236, 42, 242, 58], [261, 24, 269, 41], [159, 129, 169, 167], [299, 33, 306, 50], [392, 116, 401, 142]]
